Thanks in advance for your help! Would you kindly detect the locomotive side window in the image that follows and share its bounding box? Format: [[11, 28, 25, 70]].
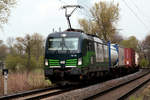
[[99, 43, 104, 62], [95, 42, 104, 62], [104, 45, 108, 61], [87, 41, 92, 51]]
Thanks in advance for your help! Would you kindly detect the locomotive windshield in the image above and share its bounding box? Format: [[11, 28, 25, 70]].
[[48, 37, 79, 51]]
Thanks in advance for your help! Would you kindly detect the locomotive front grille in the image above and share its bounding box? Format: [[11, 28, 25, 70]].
[[48, 59, 60, 66], [48, 59, 77, 67], [66, 59, 77, 66]]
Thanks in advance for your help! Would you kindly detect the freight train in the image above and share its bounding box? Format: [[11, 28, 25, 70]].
[[44, 29, 139, 83]]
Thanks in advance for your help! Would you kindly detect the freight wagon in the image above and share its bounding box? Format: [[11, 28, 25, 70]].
[[124, 48, 135, 67]]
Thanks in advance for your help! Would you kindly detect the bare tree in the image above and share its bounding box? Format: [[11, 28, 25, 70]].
[[79, 1, 119, 41], [14, 33, 44, 70], [0, 0, 16, 29], [142, 35, 150, 62], [15, 34, 33, 69], [0, 40, 8, 60], [31, 33, 44, 61]]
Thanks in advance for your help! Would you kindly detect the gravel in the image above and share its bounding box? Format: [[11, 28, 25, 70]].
[[42, 70, 146, 100]]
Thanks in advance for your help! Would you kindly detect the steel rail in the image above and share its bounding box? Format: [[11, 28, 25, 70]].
[[118, 76, 150, 100], [25, 87, 78, 100], [85, 70, 150, 100], [0, 86, 59, 100], [0, 84, 83, 100]]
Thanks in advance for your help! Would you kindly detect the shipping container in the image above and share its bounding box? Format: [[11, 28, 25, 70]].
[[118, 46, 125, 66], [135, 52, 139, 66], [110, 45, 118, 66], [124, 48, 135, 67]]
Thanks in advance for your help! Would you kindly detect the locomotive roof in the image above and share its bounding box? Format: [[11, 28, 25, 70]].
[[48, 31, 83, 37], [48, 31, 92, 39], [47, 31, 104, 42]]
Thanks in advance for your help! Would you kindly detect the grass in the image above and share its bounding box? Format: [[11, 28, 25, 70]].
[[0, 71, 3, 95], [0, 69, 51, 96], [129, 85, 150, 100], [129, 96, 143, 100]]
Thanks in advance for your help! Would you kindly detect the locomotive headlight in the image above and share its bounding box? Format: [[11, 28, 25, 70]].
[[60, 61, 65, 64], [78, 58, 82, 65], [61, 34, 66, 37], [45, 59, 48, 66]]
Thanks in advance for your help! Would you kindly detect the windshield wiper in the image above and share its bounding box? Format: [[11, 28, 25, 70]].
[[64, 45, 70, 54], [66, 49, 70, 54], [55, 50, 58, 54]]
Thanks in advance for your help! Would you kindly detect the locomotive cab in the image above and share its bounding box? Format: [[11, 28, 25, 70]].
[[44, 31, 84, 82]]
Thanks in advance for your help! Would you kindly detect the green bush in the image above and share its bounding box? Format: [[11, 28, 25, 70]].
[[5, 54, 26, 72], [129, 96, 142, 100], [139, 58, 149, 68], [37, 56, 44, 68], [5, 54, 42, 72]]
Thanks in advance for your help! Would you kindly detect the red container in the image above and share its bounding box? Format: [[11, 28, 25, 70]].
[[124, 48, 135, 67]]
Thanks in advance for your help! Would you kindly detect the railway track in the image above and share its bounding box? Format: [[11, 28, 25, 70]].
[[0, 69, 149, 100], [0, 84, 84, 100], [0, 86, 64, 100], [21, 86, 77, 100], [86, 69, 150, 100]]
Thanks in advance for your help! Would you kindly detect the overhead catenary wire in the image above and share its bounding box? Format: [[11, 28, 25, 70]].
[[122, 0, 149, 31], [58, 0, 91, 18], [76, 0, 92, 18], [59, 0, 68, 5], [130, 0, 150, 23]]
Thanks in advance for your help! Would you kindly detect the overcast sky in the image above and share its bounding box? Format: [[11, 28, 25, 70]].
[[0, 0, 150, 42]]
